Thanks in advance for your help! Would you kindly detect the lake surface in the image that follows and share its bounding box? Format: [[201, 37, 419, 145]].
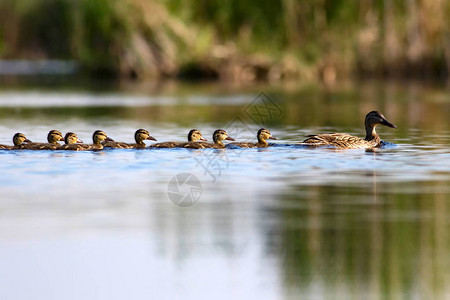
[[0, 78, 449, 300]]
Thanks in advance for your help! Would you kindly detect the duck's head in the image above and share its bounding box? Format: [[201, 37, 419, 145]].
[[213, 129, 235, 145], [365, 111, 397, 129], [257, 128, 277, 143], [13, 133, 32, 146], [47, 130, 64, 144], [64, 132, 83, 144], [93, 130, 114, 145], [188, 129, 207, 142], [135, 129, 156, 144]]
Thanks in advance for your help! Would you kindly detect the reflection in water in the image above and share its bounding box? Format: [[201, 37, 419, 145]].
[[271, 180, 450, 299], [0, 81, 449, 299]]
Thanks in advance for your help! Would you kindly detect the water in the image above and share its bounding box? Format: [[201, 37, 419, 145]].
[[0, 79, 449, 299]]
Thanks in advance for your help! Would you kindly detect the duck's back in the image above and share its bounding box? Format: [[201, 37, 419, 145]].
[[21, 143, 60, 150], [230, 142, 269, 148], [59, 143, 92, 151], [184, 142, 225, 149], [150, 141, 183, 148], [180, 141, 208, 149], [301, 133, 370, 149], [0, 144, 13, 150], [102, 141, 133, 149]]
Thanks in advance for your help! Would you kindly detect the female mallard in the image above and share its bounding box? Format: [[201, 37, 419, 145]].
[[0, 133, 32, 149], [230, 128, 277, 148], [151, 129, 206, 148], [21, 130, 64, 150], [59, 130, 113, 151], [300, 111, 397, 149], [184, 129, 234, 149], [103, 129, 156, 149]]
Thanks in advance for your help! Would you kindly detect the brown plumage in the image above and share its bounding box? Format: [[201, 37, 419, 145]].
[[58, 132, 85, 150], [150, 129, 206, 148], [0, 141, 13, 150], [0, 133, 32, 150], [59, 130, 113, 151], [21, 130, 64, 150], [300, 111, 397, 149], [231, 128, 276, 148], [103, 129, 156, 149], [184, 129, 234, 149]]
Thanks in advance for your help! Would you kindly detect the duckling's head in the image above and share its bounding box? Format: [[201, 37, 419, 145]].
[[64, 132, 83, 144], [213, 129, 235, 145], [257, 128, 277, 143], [93, 130, 114, 145], [47, 130, 64, 144], [13, 133, 32, 146], [134, 129, 157, 144], [188, 129, 207, 142], [365, 111, 397, 129]]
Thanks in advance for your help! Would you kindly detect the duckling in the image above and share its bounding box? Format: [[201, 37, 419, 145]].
[[59, 130, 113, 151], [184, 129, 234, 149], [0, 133, 32, 149], [299, 111, 397, 149], [150, 129, 206, 148], [21, 130, 64, 150], [103, 129, 156, 149], [230, 128, 277, 148], [58, 132, 85, 150]]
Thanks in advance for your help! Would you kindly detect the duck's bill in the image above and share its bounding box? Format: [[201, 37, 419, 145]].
[[269, 136, 277, 140], [77, 139, 84, 143], [105, 137, 115, 142], [147, 136, 157, 141], [382, 119, 397, 129], [200, 137, 207, 141], [59, 137, 65, 141], [225, 136, 235, 141], [24, 139, 32, 143]]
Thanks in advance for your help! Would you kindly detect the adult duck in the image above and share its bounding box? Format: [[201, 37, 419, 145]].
[[300, 111, 397, 149]]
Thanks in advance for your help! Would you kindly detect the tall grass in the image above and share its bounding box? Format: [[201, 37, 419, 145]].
[[0, 0, 448, 80]]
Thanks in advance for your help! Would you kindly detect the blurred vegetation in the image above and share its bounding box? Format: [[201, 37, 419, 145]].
[[0, 0, 448, 81]]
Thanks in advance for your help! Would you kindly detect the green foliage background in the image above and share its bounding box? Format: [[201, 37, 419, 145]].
[[0, 0, 448, 80]]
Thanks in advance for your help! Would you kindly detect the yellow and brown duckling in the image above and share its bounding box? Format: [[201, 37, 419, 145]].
[[151, 129, 206, 148], [184, 129, 234, 149], [58, 132, 85, 150], [59, 130, 113, 151], [300, 111, 397, 149], [0, 133, 32, 149], [103, 129, 156, 149], [231, 128, 277, 148], [21, 130, 64, 150]]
